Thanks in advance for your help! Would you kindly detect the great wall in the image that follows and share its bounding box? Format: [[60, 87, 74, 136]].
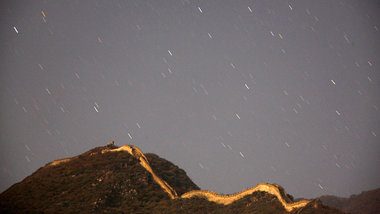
[[181, 184, 311, 212], [101, 144, 178, 199], [49, 143, 311, 212], [48, 158, 72, 166]]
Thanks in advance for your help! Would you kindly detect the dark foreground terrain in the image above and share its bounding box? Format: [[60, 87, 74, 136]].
[[320, 188, 380, 214]]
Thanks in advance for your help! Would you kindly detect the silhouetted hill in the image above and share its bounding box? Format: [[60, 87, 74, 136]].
[[320, 188, 380, 214], [0, 143, 343, 213]]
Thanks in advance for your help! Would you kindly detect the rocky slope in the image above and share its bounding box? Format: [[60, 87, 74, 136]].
[[320, 188, 380, 214], [0, 143, 343, 213]]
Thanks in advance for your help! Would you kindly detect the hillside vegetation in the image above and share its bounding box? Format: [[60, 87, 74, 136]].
[[0, 143, 344, 213]]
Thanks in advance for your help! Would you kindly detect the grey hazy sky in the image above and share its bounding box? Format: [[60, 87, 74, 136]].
[[0, 0, 379, 198]]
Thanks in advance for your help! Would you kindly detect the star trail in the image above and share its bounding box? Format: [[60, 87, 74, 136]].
[[0, 0, 379, 198]]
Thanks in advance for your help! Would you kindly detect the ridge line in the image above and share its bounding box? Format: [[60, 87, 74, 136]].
[[103, 144, 311, 212]]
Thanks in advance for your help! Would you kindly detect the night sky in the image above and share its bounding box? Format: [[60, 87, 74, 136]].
[[1, 0, 379, 199]]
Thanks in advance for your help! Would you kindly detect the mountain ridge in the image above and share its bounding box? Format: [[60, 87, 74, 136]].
[[0, 142, 344, 213], [101, 144, 311, 212], [319, 188, 380, 214]]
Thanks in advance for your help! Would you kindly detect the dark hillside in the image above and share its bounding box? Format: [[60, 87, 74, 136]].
[[0, 145, 169, 213], [145, 153, 200, 196], [320, 188, 380, 214]]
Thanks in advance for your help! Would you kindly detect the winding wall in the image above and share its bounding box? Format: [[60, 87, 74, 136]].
[[102, 144, 311, 212], [102, 145, 178, 199], [52, 143, 311, 212], [181, 183, 310, 212]]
